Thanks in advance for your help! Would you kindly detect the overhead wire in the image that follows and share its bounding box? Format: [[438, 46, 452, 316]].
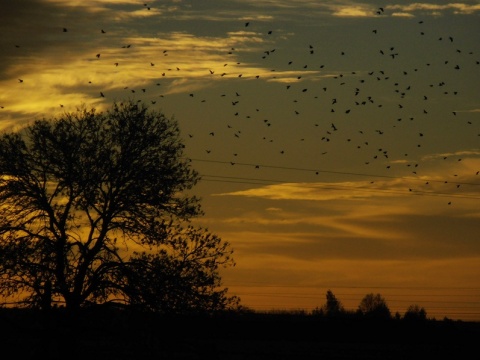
[[187, 157, 480, 200], [190, 157, 480, 187]]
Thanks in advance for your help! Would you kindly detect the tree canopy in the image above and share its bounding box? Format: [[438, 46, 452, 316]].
[[0, 100, 238, 314]]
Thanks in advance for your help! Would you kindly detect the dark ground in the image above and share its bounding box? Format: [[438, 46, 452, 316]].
[[0, 309, 478, 359]]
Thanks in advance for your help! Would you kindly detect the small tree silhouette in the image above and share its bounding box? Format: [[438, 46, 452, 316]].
[[324, 290, 344, 316], [357, 293, 391, 320], [312, 290, 345, 317], [403, 304, 427, 322]]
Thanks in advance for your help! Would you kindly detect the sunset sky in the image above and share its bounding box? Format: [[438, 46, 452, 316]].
[[1, 0, 479, 320]]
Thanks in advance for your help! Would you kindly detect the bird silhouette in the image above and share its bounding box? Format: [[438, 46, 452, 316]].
[[5, 4, 476, 211]]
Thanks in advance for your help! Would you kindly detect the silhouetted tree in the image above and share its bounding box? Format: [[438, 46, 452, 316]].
[[325, 290, 344, 315], [403, 304, 427, 322], [357, 293, 391, 320], [315, 289, 344, 317], [0, 100, 238, 314]]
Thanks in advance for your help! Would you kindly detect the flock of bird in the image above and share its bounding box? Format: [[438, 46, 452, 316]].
[[5, 3, 480, 205]]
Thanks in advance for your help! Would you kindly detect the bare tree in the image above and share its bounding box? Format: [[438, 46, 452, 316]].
[[0, 100, 237, 314]]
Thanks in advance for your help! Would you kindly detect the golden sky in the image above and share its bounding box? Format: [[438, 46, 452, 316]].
[[1, 0, 480, 320]]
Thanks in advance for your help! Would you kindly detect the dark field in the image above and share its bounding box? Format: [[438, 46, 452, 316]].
[[0, 309, 478, 359]]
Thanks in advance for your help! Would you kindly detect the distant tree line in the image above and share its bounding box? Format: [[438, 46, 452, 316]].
[[310, 290, 428, 322]]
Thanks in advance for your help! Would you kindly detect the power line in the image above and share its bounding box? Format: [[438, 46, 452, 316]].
[[234, 293, 480, 305], [223, 283, 480, 291], [190, 157, 480, 187]]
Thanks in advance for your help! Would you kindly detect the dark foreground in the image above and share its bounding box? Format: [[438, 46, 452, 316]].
[[0, 309, 478, 359]]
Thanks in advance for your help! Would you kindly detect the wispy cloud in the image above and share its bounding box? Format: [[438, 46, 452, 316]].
[[389, 3, 480, 16], [213, 174, 480, 202]]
